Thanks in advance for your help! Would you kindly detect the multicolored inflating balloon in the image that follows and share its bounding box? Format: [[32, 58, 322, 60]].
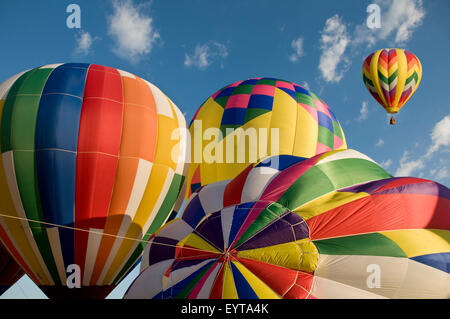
[[185, 77, 347, 198], [125, 150, 450, 299], [0, 63, 187, 298], [0, 241, 23, 295], [362, 48, 422, 124]]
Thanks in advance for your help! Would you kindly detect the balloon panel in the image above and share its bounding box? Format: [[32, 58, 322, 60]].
[[0, 63, 187, 296], [126, 150, 450, 299]]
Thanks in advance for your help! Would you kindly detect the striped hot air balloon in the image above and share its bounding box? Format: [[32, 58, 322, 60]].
[[362, 48, 422, 125], [0, 63, 187, 298], [125, 150, 449, 299], [186, 77, 347, 198]]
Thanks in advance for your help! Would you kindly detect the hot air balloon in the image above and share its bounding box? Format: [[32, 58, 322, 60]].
[[0, 241, 23, 295], [125, 150, 449, 299], [362, 48, 422, 125], [185, 77, 347, 198], [0, 63, 187, 298]]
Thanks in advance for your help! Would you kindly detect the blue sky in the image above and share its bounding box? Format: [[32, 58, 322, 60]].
[[0, 0, 449, 298]]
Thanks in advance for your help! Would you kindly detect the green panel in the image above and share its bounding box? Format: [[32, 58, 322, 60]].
[[232, 84, 253, 95], [9, 95, 42, 150], [332, 120, 343, 139], [234, 202, 287, 249], [214, 96, 229, 108], [278, 158, 391, 211], [244, 108, 270, 123], [313, 232, 407, 257], [296, 93, 315, 107], [256, 79, 276, 86], [13, 151, 61, 283], [318, 126, 334, 148]]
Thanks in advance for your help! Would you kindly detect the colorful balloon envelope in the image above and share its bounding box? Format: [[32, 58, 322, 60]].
[[362, 48, 422, 123], [0, 241, 23, 295], [0, 63, 187, 298], [185, 77, 347, 198], [125, 150, 449, 299]]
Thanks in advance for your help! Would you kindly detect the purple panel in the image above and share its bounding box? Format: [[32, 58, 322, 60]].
[[171, 258, 216, 272], [194, 211, 224, 251], [237, 212, 308, 251], [148, 236, 178, 266], [338, 178, 396, 194]]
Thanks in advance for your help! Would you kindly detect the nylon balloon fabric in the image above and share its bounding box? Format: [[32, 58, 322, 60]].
[[125, 150, 449, 299], [362, 48, 422, 114], [185, 77, 347, 198], [0, 63, 188, 298]]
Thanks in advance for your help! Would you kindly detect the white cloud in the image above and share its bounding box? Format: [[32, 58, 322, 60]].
[[353, 0, 425, 47], [75, 30, 95, 56], [380, 158, 392, 169], [356, 101, 369, 122], [318, 15, 350, 83], [184, 42, 228, 70], [395, 151, 424, 176], [301, 81, 311, 91], [289, 37, 304, 62], [377, 0, 425, 43], [426, 115, 450, 157], [394, 114, 450, 182], [108, 0, 160, 61], [376, 138, 385, 147]]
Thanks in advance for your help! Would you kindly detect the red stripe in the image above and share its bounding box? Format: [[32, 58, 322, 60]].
[[308, 193, 450, 241], [74, 65, 124, 277], [209, 262, 224, 298], [223, 164, 253, 207], [237, 257, 314, 298]]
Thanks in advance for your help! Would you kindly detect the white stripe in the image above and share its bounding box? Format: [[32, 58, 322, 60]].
[[0, 71, 28, 99], [117, 69, 136, 79], [95, 159, 153, 284], [145, 81, 174, 118], [311, 276, 386, 299], [220, 206, 235, 249], [124, 259, 172, 299], [198, 179, 229, 214], [39, 63, 63, 69], [241, 167, 279, 203], [100, 167, 175, 285], [1, 151, 54, 285], [82, 228, 104, 285], [316, 149, 377, 165], [197, 262, 221, 298], [164, 259, 214, 290], [46, 227, 67, 285]]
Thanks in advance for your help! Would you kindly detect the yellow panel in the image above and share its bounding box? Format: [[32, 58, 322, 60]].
[[154, 114, 179, 171], [231, 260, 280, 299], [380, 229, 450, 258], [393, 49, 407, 107], [370, 49, 388, 107], [179, 233, 222, 254], [222, 262, 238, 299], [292, 101, 318, 158], [293, 191, 369, 220], [237, 239, 318, 272], [269, 89, 297, 155]]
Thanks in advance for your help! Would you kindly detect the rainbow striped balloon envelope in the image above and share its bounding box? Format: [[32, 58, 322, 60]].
[[125, 150, 450, 299], [185, 77, 347, 198], [362, 48, 422, 114], [0, 63, 187, 298]]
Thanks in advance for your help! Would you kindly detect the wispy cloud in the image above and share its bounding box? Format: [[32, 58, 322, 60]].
[[75, 30, 96, 56], [107, 0, 160, 62], [184, 42, 228, 70], [356, 101, 370, 122], [380, 158, 392, 169], [289, 37, 304, 62], [318, 15, 350, 83], [376, 138, 385, 147], [394, 115, 450, 183]]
